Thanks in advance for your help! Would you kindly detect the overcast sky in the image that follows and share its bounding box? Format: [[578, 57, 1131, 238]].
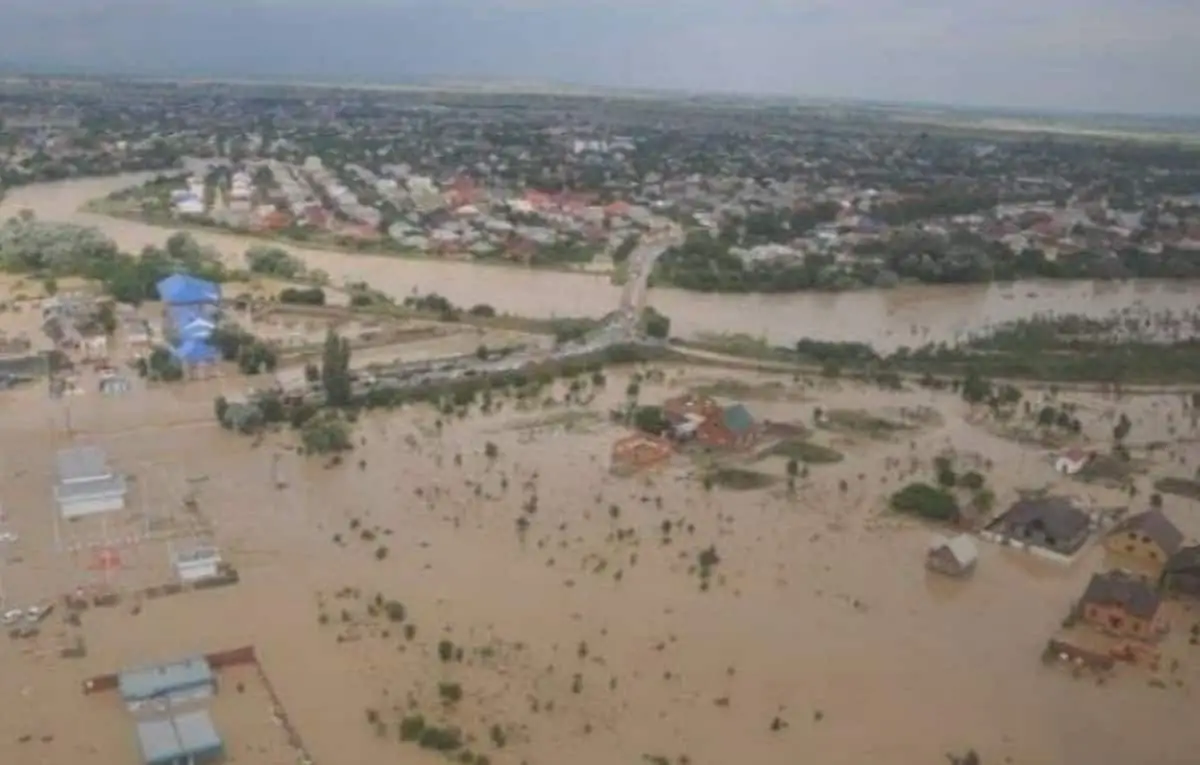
[[2, 0, 1198, 115]]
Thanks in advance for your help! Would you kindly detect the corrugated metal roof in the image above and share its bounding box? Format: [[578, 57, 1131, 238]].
[[722, 404, 755, 434], [54, 474, 127, 503], [55, 446, 111, 484], [136, 711, 222, 765], [119, 657, 214, 702], [930, 534, 979, 566]]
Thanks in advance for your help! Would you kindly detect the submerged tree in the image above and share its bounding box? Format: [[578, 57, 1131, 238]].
[[321, 329, 353, 406]]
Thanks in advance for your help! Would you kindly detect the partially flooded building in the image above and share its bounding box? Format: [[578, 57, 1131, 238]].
[[926, 534, 979, 578], [54, 445, 128, 519], [119, 656, 216, 707], [135, 710, 224, 765]]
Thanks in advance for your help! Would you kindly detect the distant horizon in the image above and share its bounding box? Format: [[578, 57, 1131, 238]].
[[5, 63, 1200, 127], [1, 1, 1198, 118]]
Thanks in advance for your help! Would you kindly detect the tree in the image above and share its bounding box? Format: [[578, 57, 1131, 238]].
[[96, 302, 117, 335], [321, 329, 352, 407], [890, 483, 959, 523], [633, 405, 670, 435], [642, 307, 672, 340], [960, 368, 992, 405], [1113, 413, 1132, 442]]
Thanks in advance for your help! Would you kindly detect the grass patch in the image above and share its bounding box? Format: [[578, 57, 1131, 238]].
[[690, 378, 791, 401], [819, 409, 909, 438], [704, 466, 777, 491], [757, 438, 844, 464], [1155, 476, 1200, 502], [505, 410, 603, 433], [1076, 453, 1138, 486]]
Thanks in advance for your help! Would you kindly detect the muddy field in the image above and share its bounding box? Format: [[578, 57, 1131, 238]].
[[3, 330, 1200, 765]]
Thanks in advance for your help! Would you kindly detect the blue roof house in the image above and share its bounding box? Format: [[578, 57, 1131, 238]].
[[156, 274, 221, 306], [119, 656, 215, 705], [136, 710, 224, 765]]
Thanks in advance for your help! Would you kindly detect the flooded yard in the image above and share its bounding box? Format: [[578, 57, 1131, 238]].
[[2, 350, 1200, 764]]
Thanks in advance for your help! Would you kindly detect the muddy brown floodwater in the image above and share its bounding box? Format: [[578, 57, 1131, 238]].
[[2, 331, 1200, 765], [3, 175, 1200, 350]]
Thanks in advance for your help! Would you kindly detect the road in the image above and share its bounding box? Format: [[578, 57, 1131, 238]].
[[273, 222, 684, 398]]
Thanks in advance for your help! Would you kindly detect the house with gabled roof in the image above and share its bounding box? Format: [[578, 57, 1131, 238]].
[[1160, 545, 1200, 599], [1103, 508, 1183, 567], [1078, 570, 1167, 641]]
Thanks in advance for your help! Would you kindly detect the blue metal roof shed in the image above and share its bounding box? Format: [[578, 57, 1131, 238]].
[[119, 657, 215, 703], [156, 274, 221, 306], [136, 710, 224, 765]]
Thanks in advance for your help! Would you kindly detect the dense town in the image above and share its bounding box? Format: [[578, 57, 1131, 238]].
[[3, 78, 1200, 292]]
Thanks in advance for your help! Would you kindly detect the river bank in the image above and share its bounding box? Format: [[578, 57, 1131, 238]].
[[3, 175, 1200, 351]]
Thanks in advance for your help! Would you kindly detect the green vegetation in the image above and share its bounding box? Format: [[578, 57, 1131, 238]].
[[703, 467, 777, 491], [1154, 477, 1200, 502], [0, 220, 239, 304], [631, 405, 671, 436], [279, 286, 326, 305], [245, 244, 307, 279], [687, 312, 1200, 385], [758, 438, 844, 464], [890, 482, 960, 523], [819, 409, 908, 438], [321, 329, 354, 406], [300, 412, 353, 455]]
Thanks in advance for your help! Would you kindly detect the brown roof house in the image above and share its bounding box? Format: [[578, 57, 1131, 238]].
[[926, 534, 979, 578], [1103, 509, 1183, 567], [662, 393, 722, 439], [695, 404, 760, 450], [1160, 546, 1200, 599], [610, 433, 673, 476], [1077, 570, 1167, 641], [984, 497, 1093, 558]]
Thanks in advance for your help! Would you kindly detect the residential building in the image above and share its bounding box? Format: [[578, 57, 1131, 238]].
[[1160, 546, 1200, 599], [54, 445, 127, 519], [696, 403, 760, 449], [1102, 509, 1183, 567], [984, 496, 1092, 557], [926, 534, 979, 578], [136, 710, 224, 765], [119, 656, 215, 706], [1077, 570, 1166, 640]]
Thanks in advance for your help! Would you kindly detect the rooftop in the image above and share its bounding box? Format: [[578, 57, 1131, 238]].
[[55, 445, 113, 484], [119, 656, 214, 702], [1080, 570, 1162, 619], [136, 710, 223, 765]]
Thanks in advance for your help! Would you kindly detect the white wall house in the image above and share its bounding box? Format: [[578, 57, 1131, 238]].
[[54, 446, 127, 519], [173, 546, 222, 583]]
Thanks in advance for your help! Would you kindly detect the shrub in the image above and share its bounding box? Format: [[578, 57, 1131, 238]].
[[383, 600, 406, 622], [438, 639, 455, 662], [438, 682, 463, 704], [890, 482, 959, 523], [399, 715, 426, 741]]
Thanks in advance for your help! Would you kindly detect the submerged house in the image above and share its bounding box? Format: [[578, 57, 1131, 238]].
[[610, 433, 673, 475], [695, 403, 760, 449], [1160, 546, 1200, 598], [985, 496, 1092, 557], [1078, 570, 1167, 640], [926, 534, 979, 578], [1102, 509, 1183, 567]]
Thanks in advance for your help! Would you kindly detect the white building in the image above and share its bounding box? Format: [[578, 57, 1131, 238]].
[[172, 545, 222, 583], [54, 446, 127, 519]]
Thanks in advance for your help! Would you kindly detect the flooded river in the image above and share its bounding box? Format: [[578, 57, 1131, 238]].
[[3, 175, 1198, 350]]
